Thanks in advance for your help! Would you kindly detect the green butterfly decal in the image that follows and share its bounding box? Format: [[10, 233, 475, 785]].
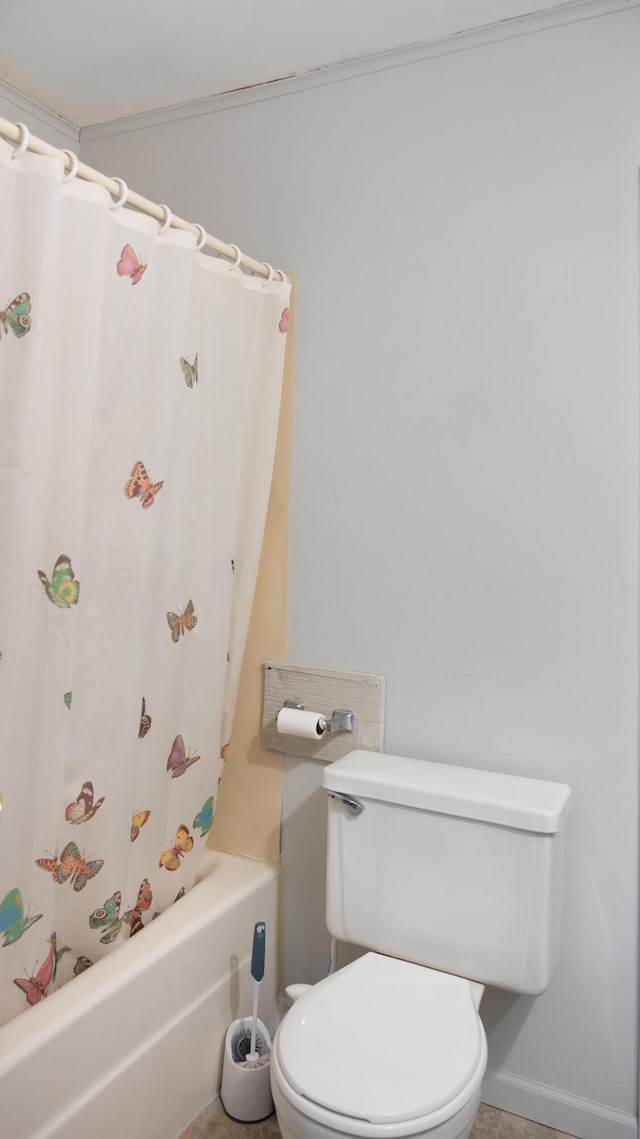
[[0, 887, 43, 947], [37, 555, 80, 608], [50, 931, 72, 984], [63, 692, 72, 710], [89, 890, 123, 944], [0, 293, 31, 339], [180, 353, 198, 388], [193, 795, 215, 837]]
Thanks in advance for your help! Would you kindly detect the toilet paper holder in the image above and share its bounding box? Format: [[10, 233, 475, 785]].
[[282, 700, 356, 735]]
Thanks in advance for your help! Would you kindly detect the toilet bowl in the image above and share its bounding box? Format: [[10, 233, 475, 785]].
[[271, 953, 487, 1139]]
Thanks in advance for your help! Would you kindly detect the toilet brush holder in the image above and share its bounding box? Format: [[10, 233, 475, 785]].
[[220, 1017, 274, 1123]]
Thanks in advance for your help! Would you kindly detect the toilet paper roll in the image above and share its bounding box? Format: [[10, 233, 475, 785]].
[[276, 707, 327, 739]]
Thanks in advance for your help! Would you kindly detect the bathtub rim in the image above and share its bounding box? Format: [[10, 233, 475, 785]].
[[0, 848, 277, 1077]]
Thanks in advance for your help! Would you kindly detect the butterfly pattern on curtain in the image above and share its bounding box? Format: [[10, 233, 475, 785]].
[[0, 141, 290, 1027]]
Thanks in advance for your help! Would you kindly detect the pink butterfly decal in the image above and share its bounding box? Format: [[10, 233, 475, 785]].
[[166, 734, 201, 779], [117, 244, 147, 285], [14, 932, 70, 1005], [279, 308, 289, 334]]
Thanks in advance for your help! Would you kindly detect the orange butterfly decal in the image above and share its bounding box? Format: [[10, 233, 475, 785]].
[[159, 825, 194, 871], [130, 809, 151, 841], [65, 781, 105, 825], [35, 842, 103, 891], [122, 878, 153, 936], [117, 244, 147, 285], [138, 697, 152, 738], [166, 600, 198, 643], [279, 307, 289, 334], [124, 461, 164, 509]]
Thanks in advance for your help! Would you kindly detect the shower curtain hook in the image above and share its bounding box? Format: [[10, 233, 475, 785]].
[[60, 149, 79, 183], [108, 177, 128, 209], [227, 244, 242, 271], [192, 224, 207, 251], [276, 270, 288, 283], [11, 123, 29, 159], [261, 263, 275, 287], [157, 204, 172, 235]]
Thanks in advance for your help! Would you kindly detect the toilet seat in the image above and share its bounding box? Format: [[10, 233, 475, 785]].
[[274, 953, 486, 1132]]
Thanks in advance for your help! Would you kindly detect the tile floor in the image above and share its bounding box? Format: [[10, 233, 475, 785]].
[[180, 1099, 577, 1139]]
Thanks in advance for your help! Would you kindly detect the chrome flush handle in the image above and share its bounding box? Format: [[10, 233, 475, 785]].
[[326, 790, 364, 817]]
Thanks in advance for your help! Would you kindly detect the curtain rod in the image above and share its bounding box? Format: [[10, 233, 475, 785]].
[[0, 116, 286, 282]]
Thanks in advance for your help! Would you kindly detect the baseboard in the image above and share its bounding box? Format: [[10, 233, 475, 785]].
[[483, 1068, 638, 1139]]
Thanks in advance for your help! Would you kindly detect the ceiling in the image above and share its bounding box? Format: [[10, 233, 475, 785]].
[[1, 0, 586, 129]]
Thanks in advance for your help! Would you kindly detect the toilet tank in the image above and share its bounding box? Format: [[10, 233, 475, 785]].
[[322, 750, 572, 995]]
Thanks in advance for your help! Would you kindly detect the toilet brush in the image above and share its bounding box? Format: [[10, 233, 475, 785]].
[[220, 921, 274, 1121], [230, 921, 270, 1067]]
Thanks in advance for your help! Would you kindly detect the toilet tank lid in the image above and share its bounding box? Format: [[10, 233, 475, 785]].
[[323, 750, 572, 833]]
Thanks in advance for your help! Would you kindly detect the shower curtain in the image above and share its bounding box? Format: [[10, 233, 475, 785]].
[[0, 139, 290, 1025]]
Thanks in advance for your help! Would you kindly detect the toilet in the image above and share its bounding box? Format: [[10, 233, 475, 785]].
[[271, 748, 572, 1139]]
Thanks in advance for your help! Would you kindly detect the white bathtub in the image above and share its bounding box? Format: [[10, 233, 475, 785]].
[[0, 850, 278, 1139]]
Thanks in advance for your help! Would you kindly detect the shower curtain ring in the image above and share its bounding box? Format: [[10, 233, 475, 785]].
[[261, 263, 275, 287], [276, 270, 288, 283], [11, 123, 29, 159], [192, 224, 207, 251], [227, 244, 242, 271], [60, 149, 79, 183], [157, 204, 172, 235], [108, 177, 128, 209]]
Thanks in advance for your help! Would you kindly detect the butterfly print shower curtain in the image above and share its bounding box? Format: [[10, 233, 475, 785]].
[[0, 138, 290, 1027]]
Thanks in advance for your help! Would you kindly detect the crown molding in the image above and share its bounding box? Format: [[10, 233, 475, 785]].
[[80, 0, 636, 144], [0, 78, 79, 142]]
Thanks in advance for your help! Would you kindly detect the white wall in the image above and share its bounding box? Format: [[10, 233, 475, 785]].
[[81, 8, 640, 1136]]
